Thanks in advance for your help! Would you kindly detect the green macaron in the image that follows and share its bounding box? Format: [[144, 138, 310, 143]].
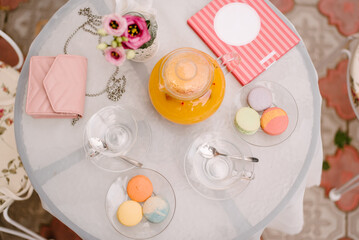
[[235, 107, 260, 135]]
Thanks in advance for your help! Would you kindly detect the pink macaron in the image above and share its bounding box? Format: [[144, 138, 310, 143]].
[[260, 107, 289, 135]]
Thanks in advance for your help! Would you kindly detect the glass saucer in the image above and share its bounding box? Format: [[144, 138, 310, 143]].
[[232, 81, 298, 147], [184, 132, 255, 200], [83, 105, 151, 172], [105, 168, 176, 239]]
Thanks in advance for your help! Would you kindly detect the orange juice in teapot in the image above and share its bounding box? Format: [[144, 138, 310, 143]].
[[149, 47, 239, 124]]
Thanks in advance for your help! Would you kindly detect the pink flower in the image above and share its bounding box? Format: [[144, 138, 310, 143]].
[[102, 14, 127, 36], [122, 15, 151, 50], [0, 109, 4, 119], [104, 47, 126, 66]]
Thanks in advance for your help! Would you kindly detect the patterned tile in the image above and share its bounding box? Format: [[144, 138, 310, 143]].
[[270, 0, 295, 13], [0, 0, 27, 11], [0, 192, 52, 240], [349, 120, 359, 155], [284, 5, 346, 78], [319, 60, 356, 120], [0, 38, 19, 67], [0, 10, 5, 29], [294, 0, 319, 5], [318, 0, 359, 36], [321, 105, 347, 157], [321, 145, 359, 212], [40, 217, 81, 240], [3, 0, 68, 54], [262, 187, 346, 240]]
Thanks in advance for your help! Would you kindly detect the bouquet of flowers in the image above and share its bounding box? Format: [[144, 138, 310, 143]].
[[97, 12, 153, 66]]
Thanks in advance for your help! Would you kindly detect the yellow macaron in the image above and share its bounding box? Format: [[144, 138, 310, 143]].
[[117, 200, 143, 227]]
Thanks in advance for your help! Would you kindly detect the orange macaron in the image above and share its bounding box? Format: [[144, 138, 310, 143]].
[[260, 107, 289, 135], [127, 175, 153, 202]]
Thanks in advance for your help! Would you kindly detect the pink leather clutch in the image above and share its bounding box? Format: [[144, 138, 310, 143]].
[[26, 55, 87, 118]]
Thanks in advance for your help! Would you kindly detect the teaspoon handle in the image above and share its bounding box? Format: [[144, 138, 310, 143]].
[[227, 155, 259, 163], [119, 155, 143, 168]]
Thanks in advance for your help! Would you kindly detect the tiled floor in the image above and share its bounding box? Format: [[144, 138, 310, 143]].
[[0, 0, 359, 239]]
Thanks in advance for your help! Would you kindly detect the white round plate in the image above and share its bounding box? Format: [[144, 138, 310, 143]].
[[214, 3, 261, 46]]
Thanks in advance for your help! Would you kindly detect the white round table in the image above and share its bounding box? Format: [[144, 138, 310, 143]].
[[14, 0, 323, 239]]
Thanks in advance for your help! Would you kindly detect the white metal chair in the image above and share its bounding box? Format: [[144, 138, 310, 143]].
[[329, 35, 359, 201], [317, 33, 359, 201], [0, 29, 46, 240]]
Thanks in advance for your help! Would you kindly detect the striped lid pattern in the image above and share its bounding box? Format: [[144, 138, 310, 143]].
[[187, 0, 300, 85]]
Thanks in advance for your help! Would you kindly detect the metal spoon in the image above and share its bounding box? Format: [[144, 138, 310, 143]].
[[88, 137, 143, 168], [198, 144, 259, 163]]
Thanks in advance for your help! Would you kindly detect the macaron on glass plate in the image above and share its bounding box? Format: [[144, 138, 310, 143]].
[[106, 168, 176, 239], [232, 81, 298, 147], [184, 132, 255, 200]]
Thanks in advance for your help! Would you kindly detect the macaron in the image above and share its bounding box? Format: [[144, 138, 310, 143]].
[[117, 200, 143, 227], [235, 107, 260, 135], [247, 86, 272, 111], [127, 175, 153, 202], [143, 196, 170, 223], [260, 107, 289, 135]]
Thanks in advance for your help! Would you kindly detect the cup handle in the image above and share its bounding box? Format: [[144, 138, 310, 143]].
[[241, 170, 255, 181], [216, 52, 240, 75], [231, 168, 255, 181]]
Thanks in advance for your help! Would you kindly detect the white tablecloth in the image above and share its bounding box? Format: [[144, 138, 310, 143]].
[[14, 0, 323, 239]]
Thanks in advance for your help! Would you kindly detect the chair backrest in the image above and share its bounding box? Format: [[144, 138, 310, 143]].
[[344, 37, 359, 120], [0, 45, 32, 213], [0, 30, 24, 70]]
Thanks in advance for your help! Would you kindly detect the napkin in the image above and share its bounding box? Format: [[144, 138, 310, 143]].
[[187, 0, 300, 85], [26, 55, 87, 118]]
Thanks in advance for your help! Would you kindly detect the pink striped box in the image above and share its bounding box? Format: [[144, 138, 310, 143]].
[[187, 0, 300, 85]]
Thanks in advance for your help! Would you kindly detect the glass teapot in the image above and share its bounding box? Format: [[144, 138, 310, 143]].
[[158, 47, 240, 101]]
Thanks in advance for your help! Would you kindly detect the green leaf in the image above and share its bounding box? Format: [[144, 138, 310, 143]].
[[0, 127, 6, 135], [146, 20, 151, 29], [6, 177, 9, 184], [9, 169, 16, 174], [323, 160, 330, 170], [2, 169, 8, 173], [334, 129, 351, 148]]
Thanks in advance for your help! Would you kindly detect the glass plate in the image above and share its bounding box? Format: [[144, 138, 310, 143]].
[[232, 81, 298, 147], [105, 168, 176, 239], [83, 105, 151, 172], [184, 132, 255, 200]]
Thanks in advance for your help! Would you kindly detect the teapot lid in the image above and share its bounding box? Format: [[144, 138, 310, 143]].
[[161, 48, 214, 101]]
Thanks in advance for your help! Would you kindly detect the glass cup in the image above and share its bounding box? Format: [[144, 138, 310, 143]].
[[84, 106, 138, 156], [203, 156, 254, 184], [83, 106, 151, 172], [184, 132, 255, 200]]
